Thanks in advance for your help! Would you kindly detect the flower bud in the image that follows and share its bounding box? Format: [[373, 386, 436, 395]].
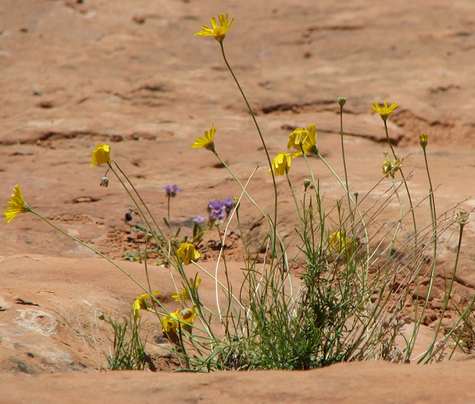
[[100, 176, 109, 187], [337, 96, 347, 108], [419, 133, 428, 149]]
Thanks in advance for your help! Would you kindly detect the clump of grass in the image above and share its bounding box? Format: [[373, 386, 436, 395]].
[[3, 13, 474, 372], [101, 315, 148, 370]]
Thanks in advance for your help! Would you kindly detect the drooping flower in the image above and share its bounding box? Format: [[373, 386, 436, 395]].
[[328, 231, 356, 257], [164, 184, 182, 198], [195, 14, 233, 42], [172, 275, 202, 302], [192, 127, 216, 151], [176, 242, 201, 265], [4, 185, 29, 223], [372, 102, 398, 121], [132, 290, 161, 320], [91, 144, 111, 166], [161, 306, 197, 342], [271, 152, 294, 176], [382, 155, 401, 178], [287, 124, 317, 155]]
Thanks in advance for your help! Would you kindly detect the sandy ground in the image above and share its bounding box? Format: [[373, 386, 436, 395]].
[[1, 0, 475, 402]]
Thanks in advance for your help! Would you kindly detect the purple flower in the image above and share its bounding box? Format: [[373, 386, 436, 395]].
[[209, 208, 226, 221], [192, 215, 206, 225], [207, 198, 234, 222], [208, 199, 225, 211], [222, 197, 235, 214], [164, 184, 181, 197]]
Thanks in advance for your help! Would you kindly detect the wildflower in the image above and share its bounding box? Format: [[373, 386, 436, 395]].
[[419, 133, 428, 149], [287, 124, 317, 155], [207, 199, 227, 222], [4, 185, 29, 223], [161, 306, 197, 342], [172, 275, 202, 302], [132, 290, 161, 320], [195, 14, 233, 42], [176, 242, 201, 265], [164, 184, 181, 198], [91, 144, 111, 166], [192, 127, 216, 152], [382, 155, 401, 178], [328, 231, 356, 256], [271, 152, 294, 176], [192, 215, 206, 225], [222, 197, 235, 214], [372, 102, 398, 122]]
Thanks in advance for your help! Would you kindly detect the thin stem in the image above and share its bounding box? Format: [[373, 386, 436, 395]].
[[383, 120, 417, 247], [167, 195, 171, 224], [112, 161, 165, 239], [339, 104, 352, 218], [30, 210, 147, 293], [219, 41, 278, 251]]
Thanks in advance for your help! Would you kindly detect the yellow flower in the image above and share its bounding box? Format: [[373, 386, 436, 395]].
[[328, 231, 356, 256], [192, 127, 216, 152], [382, 155, 401, 178], [271, 152, 295, 176], [91, 144, 111, 166], [287, 124, 317, 155], [161, 306, 197, 342], [419, 133, 428, 149], [172, 275, 202, 302], [132, 290, 160, 320], [176, 242, 201, 265], [372, 102, 398, 121], [195, 14, 233, 42], [4, 185, 29, 223]]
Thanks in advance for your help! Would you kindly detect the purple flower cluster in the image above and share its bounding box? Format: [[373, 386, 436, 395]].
[[164, 184, 181, 197], [207, 198, 235, 222]]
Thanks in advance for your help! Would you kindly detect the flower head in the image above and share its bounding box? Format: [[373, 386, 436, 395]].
[[4, 185, 29, 223], [172, 275, 202, 302], [337, 96, 347, 108], [271, 152, 294, 176], [287, 124, 317, 155], [192, 127, 216, 152], [195, 14, 233, 42], [382, 154, 401, 178], [176, 242, 201, 265], [161, 306, 197, 342], [328, 231, 356, 257], [164, 184, 181, 198], [91, 144, 111, 166], [132, 290, 160, 321], [222, 197, 235, 214], [372, 102, 398, 122], [455, 210, 470, 227], [419, 133, 428, 149]]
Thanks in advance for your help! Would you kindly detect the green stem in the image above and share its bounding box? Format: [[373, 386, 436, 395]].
[[339, 104, 352, 218], [383, 120, 417, 247], [167, 195, 171, 224], [219, 41, 278, 252], [405, 145, 437, 361]]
